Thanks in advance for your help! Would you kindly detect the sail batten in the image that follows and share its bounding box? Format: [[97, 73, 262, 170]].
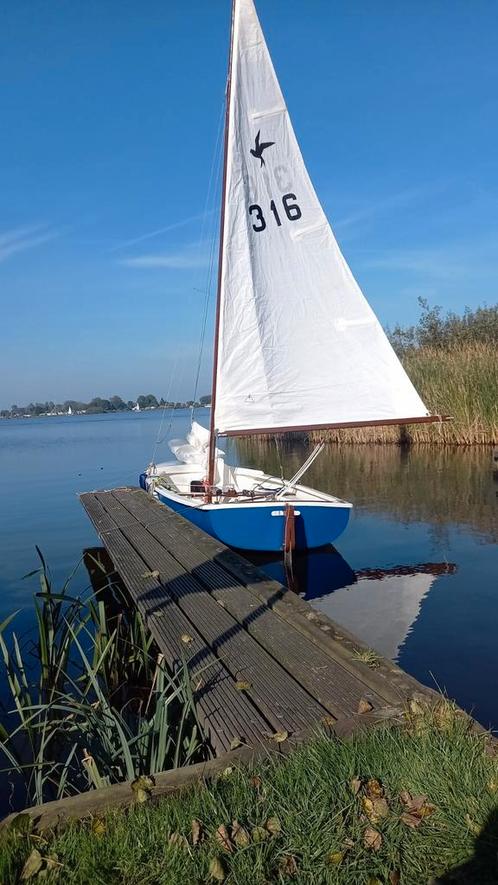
[[213, 0, 431, 437]]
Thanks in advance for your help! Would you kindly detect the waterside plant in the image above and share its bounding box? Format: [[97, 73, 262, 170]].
[[0, 550, 205, 811]]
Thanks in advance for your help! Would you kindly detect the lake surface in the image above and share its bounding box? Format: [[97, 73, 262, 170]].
[[0, 410, 497, 729]]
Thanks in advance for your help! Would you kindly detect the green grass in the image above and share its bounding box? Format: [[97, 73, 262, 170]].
[[2, 706, 498, 884]]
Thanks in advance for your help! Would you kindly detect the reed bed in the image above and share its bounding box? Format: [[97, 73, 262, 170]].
[[311, 342, 497, 446]]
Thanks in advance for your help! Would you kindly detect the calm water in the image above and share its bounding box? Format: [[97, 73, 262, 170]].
[[0, 410, 497, 728]]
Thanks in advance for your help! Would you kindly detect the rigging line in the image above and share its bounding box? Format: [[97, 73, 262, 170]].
[[191, 101, 225, 424], [150, 101, 224, 466]]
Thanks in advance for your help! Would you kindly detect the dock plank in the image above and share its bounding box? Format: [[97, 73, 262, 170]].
[[81, 487, 427, 757], [112, 488, 383, 716]]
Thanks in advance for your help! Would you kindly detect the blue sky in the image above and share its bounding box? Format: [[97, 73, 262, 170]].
[[1, 0, 497, 408]]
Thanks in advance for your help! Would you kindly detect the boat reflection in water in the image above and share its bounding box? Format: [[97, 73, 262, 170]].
[[246, 548, 456, 662]]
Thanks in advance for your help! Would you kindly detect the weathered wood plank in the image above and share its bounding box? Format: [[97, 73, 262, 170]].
[[113, 488, 383, 716], [113, 488, 426, 705], [94, 493, 329, 734], [81, 494, 272, 753]]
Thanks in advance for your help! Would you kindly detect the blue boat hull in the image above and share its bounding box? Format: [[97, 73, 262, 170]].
[[142, 476, 351, 552]]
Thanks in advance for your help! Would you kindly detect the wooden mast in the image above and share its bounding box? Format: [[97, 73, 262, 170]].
[[206, 0, 236, 498]]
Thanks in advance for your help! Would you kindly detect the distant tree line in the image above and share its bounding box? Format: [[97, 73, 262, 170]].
[[0, 393, 211, 419], [389, 299, 498, 355]]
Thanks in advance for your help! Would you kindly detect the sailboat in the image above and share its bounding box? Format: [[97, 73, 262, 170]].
[[67, 405, 73, 416], [132, 402, 140, 412], [140, 0, 446, 552]]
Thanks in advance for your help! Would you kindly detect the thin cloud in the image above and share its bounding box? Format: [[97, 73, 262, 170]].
[[109, 211, 213, 253], [0, 224, 60, 264], [119, 244, 210, 269], [363, 233, 498, 281], [334, 186, 431, 233]]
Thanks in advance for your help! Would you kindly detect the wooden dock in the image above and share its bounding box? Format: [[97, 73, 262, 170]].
[[80, 487, 430, 755]]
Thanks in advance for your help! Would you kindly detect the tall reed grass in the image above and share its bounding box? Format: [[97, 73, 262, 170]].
[[0, 551, 205, 810], [314, 342, 498, 446]]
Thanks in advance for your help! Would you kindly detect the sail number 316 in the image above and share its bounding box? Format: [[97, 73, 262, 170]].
[[248, 193, 301, 232]]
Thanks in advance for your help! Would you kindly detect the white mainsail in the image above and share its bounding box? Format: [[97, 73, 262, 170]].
[[213, 0, 429, 436]]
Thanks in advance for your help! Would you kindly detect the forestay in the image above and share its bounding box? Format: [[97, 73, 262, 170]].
[[213, 0, 429, 436]]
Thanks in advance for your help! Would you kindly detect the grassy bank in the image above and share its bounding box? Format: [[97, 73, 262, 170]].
[[2, 704, 498, 883]]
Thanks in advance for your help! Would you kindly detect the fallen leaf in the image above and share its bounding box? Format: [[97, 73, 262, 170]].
[[279, 854, 298, 876], [488, 779, 498, 794], [131, 774, 155, 804], [399, 789, 412, 805], [21, 848, 43, 880], [358, 698, 374, 714], [270, 730, 288, 744], [401, 812, 422, 829], [141, 569, 160, 579], [181, 633, 193, 644], [191, 818, 203, 846], [92, 818, 106, 838], [365, 778, 384, 799], [363, 827, 382, 851], [231, 820, 250, 848], [265, 816, 282, 835], [409, 698, 425, 716], [250, 775, 262, 789], [216, 824, 233, 853], [367, 879, 383, 885], [321, 715, 335, 728], [351, 777, 362, 795], [221, 766, 234, 779], [326, 851, 344, 865], [464, 813, 481, 836], [209, 856, 227, 882], [230, 737, 243, 750], [234, 680, 251, 691], [389, 871, 401, 885], [168, 832, 188, 849], [252, 825, 269, 842], [362, 795, 389, 823], [343, 837, 355, 849]]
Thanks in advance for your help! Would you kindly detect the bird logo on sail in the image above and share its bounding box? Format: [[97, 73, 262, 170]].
[[250, 130, 275, 167]]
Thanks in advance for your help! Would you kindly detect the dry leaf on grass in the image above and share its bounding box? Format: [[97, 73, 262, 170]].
[[399, 791, 436, 827], [231, 820, 250, 848], [351, 777, 362, 795], [21, 848, 43, 881], [91, 818, 106, 838], [464, 813, 482, 836], [131, 774, 155, 804], [168, 832, 188, 849], [209, 856, 227, 882], [191, 819, 203, 846], [362, 795, 389, 823], [279, 854, 298, 876], [265, 816, 282, 835], [389, 871, 401, 885], [215, 824, 234, 853], [252, 825, 270, 842], [321, 715, 335, 728], [250, 775, 262, 789], [358, 698, 374, 714], [326, 851, 344, 865], [363, 826, 382, 851], [221, 767, 234, 778], [365, 778, 384, 799]]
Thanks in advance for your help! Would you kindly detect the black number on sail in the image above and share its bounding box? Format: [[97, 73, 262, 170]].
[[249, 204, 266, 232], [248, 195, 302, 232], [282, 193, 302, 221], [269, 200, 282, 226]]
